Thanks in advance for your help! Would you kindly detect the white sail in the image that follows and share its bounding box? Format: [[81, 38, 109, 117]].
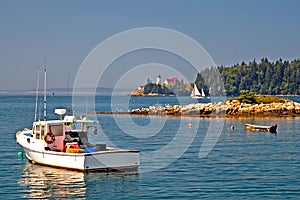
[[201, 88, 206, 97], [194, 85, 201, 96], [191, 84, 203, 98], [190, 89, 195, 97]]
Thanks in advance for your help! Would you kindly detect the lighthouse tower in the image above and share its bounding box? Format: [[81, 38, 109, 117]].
[[156, 74, 162, 85]]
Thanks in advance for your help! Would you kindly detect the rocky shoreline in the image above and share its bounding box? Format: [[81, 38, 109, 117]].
[[95, 100, 300, 117]]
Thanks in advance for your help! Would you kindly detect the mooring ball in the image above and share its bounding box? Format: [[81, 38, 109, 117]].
[[18, 151, 23, 157]]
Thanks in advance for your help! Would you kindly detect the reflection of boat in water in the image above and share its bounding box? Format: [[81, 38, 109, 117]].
[[19, 162, 139, 199], [16, 69, 139, 172], [19, 162, 86, 199], [245, 123, 277, 133]]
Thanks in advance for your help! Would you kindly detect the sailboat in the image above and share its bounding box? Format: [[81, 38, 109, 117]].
[[191, 84, 206, 98], [16, 69, 139, 172]]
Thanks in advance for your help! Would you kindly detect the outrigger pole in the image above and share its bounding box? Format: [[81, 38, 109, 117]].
[[34, 69, 39, 122], [44, 68, 47, 121]]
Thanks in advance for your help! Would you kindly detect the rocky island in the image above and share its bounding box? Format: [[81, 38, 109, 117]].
[[128, 99, 300, 117], [97, 90, 300, 118]]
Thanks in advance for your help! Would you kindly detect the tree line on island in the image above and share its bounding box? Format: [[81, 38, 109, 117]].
[[130, 58, 300, 96], [214, 57, 300, 96]]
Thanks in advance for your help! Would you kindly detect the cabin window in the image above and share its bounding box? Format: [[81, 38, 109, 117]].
[[36, 125, 40, 132], [49, 124, 63, 136], [33, 124, 44, 140], [36, 125, 40, 139], [41, 126, 45, 138], [41, 125, 45, 138]]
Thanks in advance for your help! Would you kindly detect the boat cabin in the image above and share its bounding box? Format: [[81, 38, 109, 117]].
[[31, 110, 97, 152]]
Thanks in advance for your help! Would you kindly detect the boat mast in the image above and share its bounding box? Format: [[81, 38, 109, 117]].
[[34, 69, 40, 122], [44, 68, 47, 121]]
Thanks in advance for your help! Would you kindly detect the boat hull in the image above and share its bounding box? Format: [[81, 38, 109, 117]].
[[193, 97, 211, 103], [245, 123, 277, 133], [22, 147, 139, 172]]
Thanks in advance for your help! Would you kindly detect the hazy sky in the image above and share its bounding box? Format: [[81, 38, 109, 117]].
[[0, 0, 299, 91]]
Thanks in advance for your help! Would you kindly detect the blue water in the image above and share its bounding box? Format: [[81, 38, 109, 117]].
[[0, 95, 300, 199]]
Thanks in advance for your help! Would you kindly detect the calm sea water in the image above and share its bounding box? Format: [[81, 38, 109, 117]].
[[0, 95, 300, 199]]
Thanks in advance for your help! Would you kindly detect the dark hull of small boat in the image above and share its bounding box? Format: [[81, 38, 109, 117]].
[[193, 97, 211, 103], [245, 124, 277, 133]]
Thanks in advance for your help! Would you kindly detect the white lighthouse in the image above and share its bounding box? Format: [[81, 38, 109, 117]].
[[156, 74, 162, 85]]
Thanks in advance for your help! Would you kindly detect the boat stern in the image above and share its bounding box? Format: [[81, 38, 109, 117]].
[[84, 150, 140, 171]]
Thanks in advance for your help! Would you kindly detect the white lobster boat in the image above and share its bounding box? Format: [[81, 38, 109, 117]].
[[16, 69, 139, 172], [16, 110, 140, 172]]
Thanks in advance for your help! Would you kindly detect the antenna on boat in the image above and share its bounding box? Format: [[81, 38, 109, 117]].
[[67, 71, 70, 96], [43, 68, 47, 121], [34, 69, 40, 122]]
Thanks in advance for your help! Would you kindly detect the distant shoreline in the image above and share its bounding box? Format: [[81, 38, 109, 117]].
[[1, 86, 300, 97]]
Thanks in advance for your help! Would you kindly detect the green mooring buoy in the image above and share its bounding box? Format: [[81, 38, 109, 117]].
[[18, 151, 23, 158]]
